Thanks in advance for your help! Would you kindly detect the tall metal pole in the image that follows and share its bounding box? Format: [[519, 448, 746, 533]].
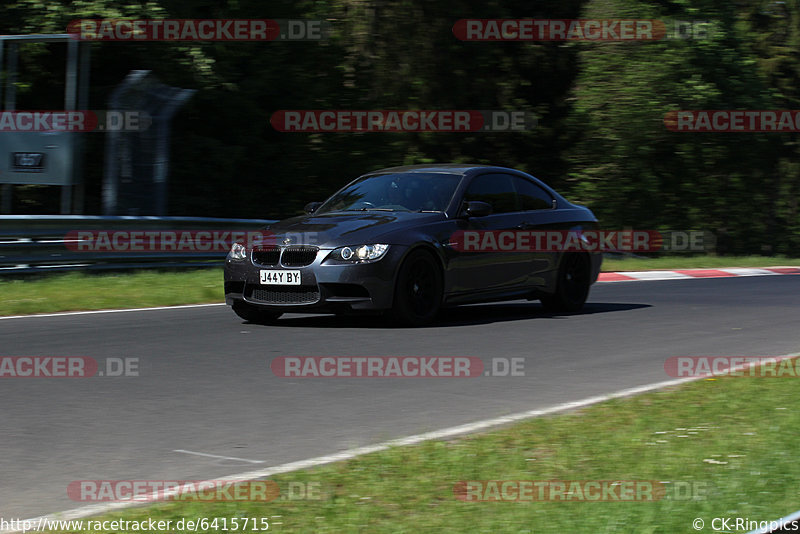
[[61, 38, 78, 214], [72, 42, 90, 214], [0, 40, 4, 107], [0, 40, 6, 214], [1, 42, 17, 214]]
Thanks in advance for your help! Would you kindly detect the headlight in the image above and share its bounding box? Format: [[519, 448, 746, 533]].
[[228, 242, 247, 261], [329, 244, 389, 262]]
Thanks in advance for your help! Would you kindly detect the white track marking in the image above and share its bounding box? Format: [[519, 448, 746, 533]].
[[172, 449, 265, 464], [598, 266, 799, 283], [619, 270, 692, 280], [718, 268, 777, 276], [0, 303, 225, 320]]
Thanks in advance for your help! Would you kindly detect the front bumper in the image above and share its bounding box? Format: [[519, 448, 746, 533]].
[[590, 252, 603, 284], [224, 245, 408, 313]]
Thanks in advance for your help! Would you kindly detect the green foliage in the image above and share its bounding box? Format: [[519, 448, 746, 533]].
[[1, 0, 797, 254], [568, 0, 800, 255]]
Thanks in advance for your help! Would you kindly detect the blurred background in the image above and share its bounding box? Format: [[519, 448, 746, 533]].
[[1, 0, 798, 255]]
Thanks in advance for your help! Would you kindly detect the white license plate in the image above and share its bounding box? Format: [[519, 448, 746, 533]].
[[260, 270, 301, 285]]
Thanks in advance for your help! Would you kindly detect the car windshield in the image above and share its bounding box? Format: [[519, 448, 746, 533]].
[[316, 172, 462, 214]]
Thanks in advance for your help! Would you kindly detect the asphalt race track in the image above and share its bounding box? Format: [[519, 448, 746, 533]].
[[1, 275, 799, 519]]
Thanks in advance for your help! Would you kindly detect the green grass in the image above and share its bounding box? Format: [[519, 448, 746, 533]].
[[602, 254, 800, 272], [44, 361, 800, 533], [0, 268, 223, 316]]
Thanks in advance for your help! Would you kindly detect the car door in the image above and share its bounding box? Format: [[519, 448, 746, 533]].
[[449, 173, 532, 294], [510, 175, 560, 287]]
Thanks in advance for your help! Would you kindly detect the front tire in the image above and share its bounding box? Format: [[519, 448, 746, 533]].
[[391, 250, 443, 326], [232, 301, 283, 324], [540, 253, 591, 313]]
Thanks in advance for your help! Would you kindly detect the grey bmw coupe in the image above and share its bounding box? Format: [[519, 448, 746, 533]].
[[224, 164, 602, 326]]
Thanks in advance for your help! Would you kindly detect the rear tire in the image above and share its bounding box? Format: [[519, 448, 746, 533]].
[[391, 250, 443, 326], [232, 301, 283, 324], [540, 253, 591, 313]]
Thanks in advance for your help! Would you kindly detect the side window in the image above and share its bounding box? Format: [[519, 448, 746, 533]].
[[463, 174, 519, 214], [514, 177, 553, 210]]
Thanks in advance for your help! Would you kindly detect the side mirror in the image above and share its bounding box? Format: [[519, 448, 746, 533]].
[[462, 201, 493, 218], [304, 201, 322, 214]]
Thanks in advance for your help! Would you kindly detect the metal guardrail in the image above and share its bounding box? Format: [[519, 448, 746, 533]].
[[0, 215, 276, 274]]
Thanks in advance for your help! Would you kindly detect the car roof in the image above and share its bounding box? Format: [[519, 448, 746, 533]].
[[364, 164, 509, 176], [355, 163, 570, 208]]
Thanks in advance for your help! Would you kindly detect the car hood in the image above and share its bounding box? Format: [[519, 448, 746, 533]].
[[264, 211, 445, 248]]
